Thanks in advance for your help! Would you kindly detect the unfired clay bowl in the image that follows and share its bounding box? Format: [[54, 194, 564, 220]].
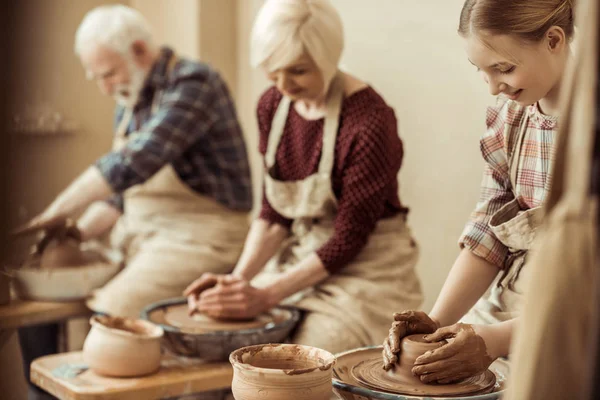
[[83, 315, 164, 377], [141, 297, 300, 362], [332, 345, 508, 400], [39, 238, 87, 268], [11, 262, 120, 301], [230, 343, 336, 400], [8, 242, 122, 301]]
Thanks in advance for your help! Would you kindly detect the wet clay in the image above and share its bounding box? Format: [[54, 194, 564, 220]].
[[229, 344, 336, 400], [352, 334, 496, 397], [39, 238, 86, 268], [163, 304, 275, 333]]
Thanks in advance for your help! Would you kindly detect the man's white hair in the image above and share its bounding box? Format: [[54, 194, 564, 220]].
[[74, 5, 154, 56], [250, 0, 344, 83]]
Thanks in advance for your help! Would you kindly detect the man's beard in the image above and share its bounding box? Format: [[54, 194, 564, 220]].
[[113, 59, 147, 109]]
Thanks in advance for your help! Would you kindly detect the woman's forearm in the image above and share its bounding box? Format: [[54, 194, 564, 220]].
[[429, 249, 500, 327], [233, 219, 289, 281], [264, 252, 329, 305]]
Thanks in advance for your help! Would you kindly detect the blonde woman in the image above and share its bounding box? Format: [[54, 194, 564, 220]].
[[185, 0, 423, 354], [383, 0, 575, 384]]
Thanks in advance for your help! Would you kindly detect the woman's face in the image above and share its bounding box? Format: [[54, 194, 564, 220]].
[[266, 53, 326, 101], [464, 30, 566, 107]]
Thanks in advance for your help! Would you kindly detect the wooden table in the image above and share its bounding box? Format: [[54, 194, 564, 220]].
[[0, 299, 91, 329], [31, 351, 233, 400]]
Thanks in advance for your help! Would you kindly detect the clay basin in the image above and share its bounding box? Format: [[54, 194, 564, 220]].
[[141, 297, 300, 362], [230, 343, 336, 400], [10, 262, 120, 301], [40, 238, 87, 268], [332, 344, 509, 400], [83, 315, 164, 377], [8, 242, 122, 301]]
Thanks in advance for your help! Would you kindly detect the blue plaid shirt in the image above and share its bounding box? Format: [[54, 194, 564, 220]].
[[96, 47, 253, 212]]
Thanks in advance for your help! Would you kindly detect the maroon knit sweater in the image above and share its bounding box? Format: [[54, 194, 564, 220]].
[[257, 86, 407, 273]]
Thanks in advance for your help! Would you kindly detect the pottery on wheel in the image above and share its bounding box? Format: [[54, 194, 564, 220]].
[[230, 343, 336, 400], [39, 238, 86, 268], [332, 342, 508, 400], [350, 334, 495, 397], [164, 304, 274, 332], [141, 297, 300, 362], [83, 315, 164, 377]]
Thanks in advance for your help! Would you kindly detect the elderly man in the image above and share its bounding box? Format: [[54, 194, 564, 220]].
[[18, 4, 252, 398]]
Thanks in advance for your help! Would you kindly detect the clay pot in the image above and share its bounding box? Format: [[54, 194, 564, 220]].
[[83, 315, 164, 377], [40, 238, 86, 268], [229, 343, 336, 400]]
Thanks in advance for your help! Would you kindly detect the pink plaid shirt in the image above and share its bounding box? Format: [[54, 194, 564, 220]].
[[459, 97, 559, 268]]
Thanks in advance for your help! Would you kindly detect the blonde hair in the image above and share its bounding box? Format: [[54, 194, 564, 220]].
[[74, 5, 155, 56], [250, 0, 344, 85], [459, 0, 576, 42]]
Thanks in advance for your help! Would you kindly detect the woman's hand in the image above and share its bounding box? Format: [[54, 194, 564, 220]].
[[382, 311, 439, 371], [412, 323, 494, 384], [184, 274, 275, 320]]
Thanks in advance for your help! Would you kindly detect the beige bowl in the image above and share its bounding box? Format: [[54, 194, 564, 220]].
[[11, 262, 120, 301], [230, 343, 336, 400], [83, 315, 164, 377]]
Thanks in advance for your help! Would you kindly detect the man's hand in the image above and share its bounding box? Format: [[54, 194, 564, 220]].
[[31, 218, 82, 256], [382, 311, 439, 371], [412, 323, 494, 384]]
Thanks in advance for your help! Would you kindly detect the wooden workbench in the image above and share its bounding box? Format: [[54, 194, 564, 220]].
[[31, 351, 233, 400], [0, 299, 90, 330]]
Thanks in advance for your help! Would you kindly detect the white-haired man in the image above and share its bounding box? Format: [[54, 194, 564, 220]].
[[18, 5, 252, 398]]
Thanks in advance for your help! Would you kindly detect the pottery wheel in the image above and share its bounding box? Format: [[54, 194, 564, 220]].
[[163, 304, 275, 333], [351, 358, 496, 397]]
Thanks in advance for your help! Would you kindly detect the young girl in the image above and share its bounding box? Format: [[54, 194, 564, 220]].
[[383, 0, 575, 383]]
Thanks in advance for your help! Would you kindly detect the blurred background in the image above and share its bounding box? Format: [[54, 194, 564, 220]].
[[5, 0, 494, 313]]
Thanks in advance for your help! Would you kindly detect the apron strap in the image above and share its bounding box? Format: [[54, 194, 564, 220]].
[[265, 96, 292, 169], [508, 115, 528, 192], [318, 74, 344, 175]]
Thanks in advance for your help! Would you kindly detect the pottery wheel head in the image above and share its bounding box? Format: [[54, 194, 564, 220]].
[[163, 304, 274, 333]]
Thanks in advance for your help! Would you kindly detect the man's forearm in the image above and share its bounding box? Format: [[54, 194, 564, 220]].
[[77, 201, 122, 241]]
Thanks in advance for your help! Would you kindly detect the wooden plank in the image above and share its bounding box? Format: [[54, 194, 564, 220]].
[[0, 300, 91, 329], [31, 351, 233, 400]]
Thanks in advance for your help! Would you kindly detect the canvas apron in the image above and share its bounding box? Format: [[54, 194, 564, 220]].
[[252, 75, 423, 349], [87, 55, 249, 318], [462, 120, 543, 329]]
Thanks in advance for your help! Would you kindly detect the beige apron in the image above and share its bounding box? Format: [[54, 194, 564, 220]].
[[461, 120, 543, 328], [86, 55, 249, 318], [252, 75, 423, 353], [506, 0, 598, 397]]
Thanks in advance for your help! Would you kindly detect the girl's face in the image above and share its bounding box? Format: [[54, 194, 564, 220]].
[[265, 53, 326, 101], [465, 28, 567, 108]]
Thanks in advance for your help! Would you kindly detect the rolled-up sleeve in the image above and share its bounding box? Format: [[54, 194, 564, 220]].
[[458, 100, 513, 269], [95, 79, 218, 192]]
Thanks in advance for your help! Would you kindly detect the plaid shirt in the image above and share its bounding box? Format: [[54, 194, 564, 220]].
[[96, 47, 253, 212], [459, 97, 558, 268]]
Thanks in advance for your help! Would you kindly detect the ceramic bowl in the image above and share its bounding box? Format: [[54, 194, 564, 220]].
[[10, 262, 120, 301], [230, 343, 336, 400], [83, 315, 164, 377]]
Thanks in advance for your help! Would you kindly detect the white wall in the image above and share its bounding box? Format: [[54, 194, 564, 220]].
[[237, 0, 496, 312]]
